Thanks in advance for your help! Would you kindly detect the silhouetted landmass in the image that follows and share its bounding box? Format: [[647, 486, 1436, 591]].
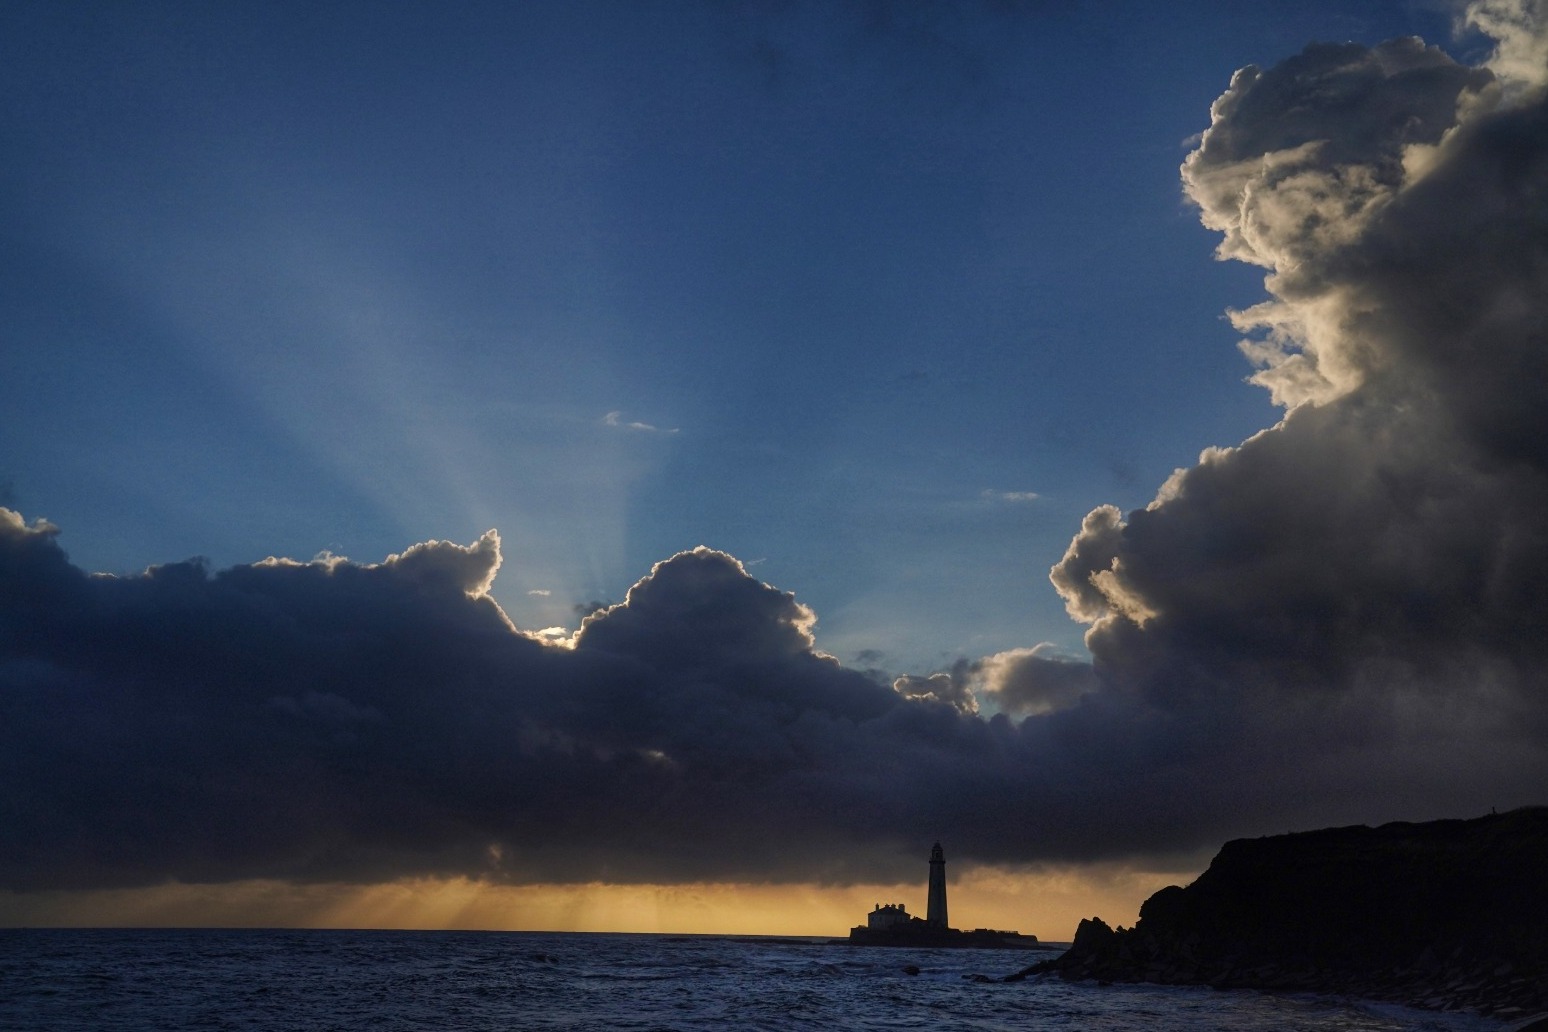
[[845, 922, 1043, 950], [1010, 808, 1548, 1022]]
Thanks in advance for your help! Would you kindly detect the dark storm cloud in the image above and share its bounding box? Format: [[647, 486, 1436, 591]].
[[1051, 3, 1548, 817], [0, 517, 990, 889], [5, 6, 1548, 895], [0, 508, 1380, 891], [8, 513, 1194, 889]]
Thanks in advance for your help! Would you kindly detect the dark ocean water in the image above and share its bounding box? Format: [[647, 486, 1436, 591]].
[[0, 929, 1506, 1031]]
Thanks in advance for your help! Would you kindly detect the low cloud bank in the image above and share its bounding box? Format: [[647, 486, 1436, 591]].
[[4, 2, 1548, 893], [0, 523, 1121, 889]]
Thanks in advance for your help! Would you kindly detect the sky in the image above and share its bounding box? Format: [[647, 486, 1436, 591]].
[[3, 0, 1546, 939]]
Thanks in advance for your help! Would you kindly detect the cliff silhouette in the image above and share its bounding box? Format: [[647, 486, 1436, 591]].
[[1012, 808, 1548, 1021]]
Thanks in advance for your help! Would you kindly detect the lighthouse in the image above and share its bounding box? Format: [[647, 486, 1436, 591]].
[[848, 841, 1033, 946], [926, 841, 948, 927]]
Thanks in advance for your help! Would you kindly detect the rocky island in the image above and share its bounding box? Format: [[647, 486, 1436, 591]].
[[1011, 808, 1548, 1023], [844, 843, 1041, 950]]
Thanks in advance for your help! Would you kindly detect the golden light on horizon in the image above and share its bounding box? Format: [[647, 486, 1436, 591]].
[[0, 863, 1195, 940]]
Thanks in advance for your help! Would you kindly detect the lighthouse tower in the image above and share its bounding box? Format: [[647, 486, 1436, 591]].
[[926, 842, 948, 927]]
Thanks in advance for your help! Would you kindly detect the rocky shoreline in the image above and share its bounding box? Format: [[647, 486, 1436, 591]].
[[1008, 808, 1548, 1025]]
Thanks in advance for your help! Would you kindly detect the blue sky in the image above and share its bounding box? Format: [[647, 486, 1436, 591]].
[[1, 1, 1467, 675]]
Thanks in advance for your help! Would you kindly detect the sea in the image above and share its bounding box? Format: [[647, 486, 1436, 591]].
[[0, 929, 1510, 1032]]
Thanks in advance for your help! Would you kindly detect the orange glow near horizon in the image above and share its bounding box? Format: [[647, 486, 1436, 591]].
[[0, 863, 1195, 941]]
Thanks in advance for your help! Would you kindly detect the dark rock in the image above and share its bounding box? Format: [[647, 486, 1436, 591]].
[[1071, 916, 1116, 952], [848, 920, 1041, 950], [902, 964, 920, 976], [1015, 808, 1548, 1017]]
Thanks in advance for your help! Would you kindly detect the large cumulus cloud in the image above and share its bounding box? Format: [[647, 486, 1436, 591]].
[[0, 502, 1427, 894], [0, 516, 1028, 889], [5, 3, 1548, 896], [1054, 2, 1548, 807]]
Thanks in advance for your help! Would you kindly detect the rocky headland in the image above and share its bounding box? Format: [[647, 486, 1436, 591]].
[[1010, 808, 1548, 1024]]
